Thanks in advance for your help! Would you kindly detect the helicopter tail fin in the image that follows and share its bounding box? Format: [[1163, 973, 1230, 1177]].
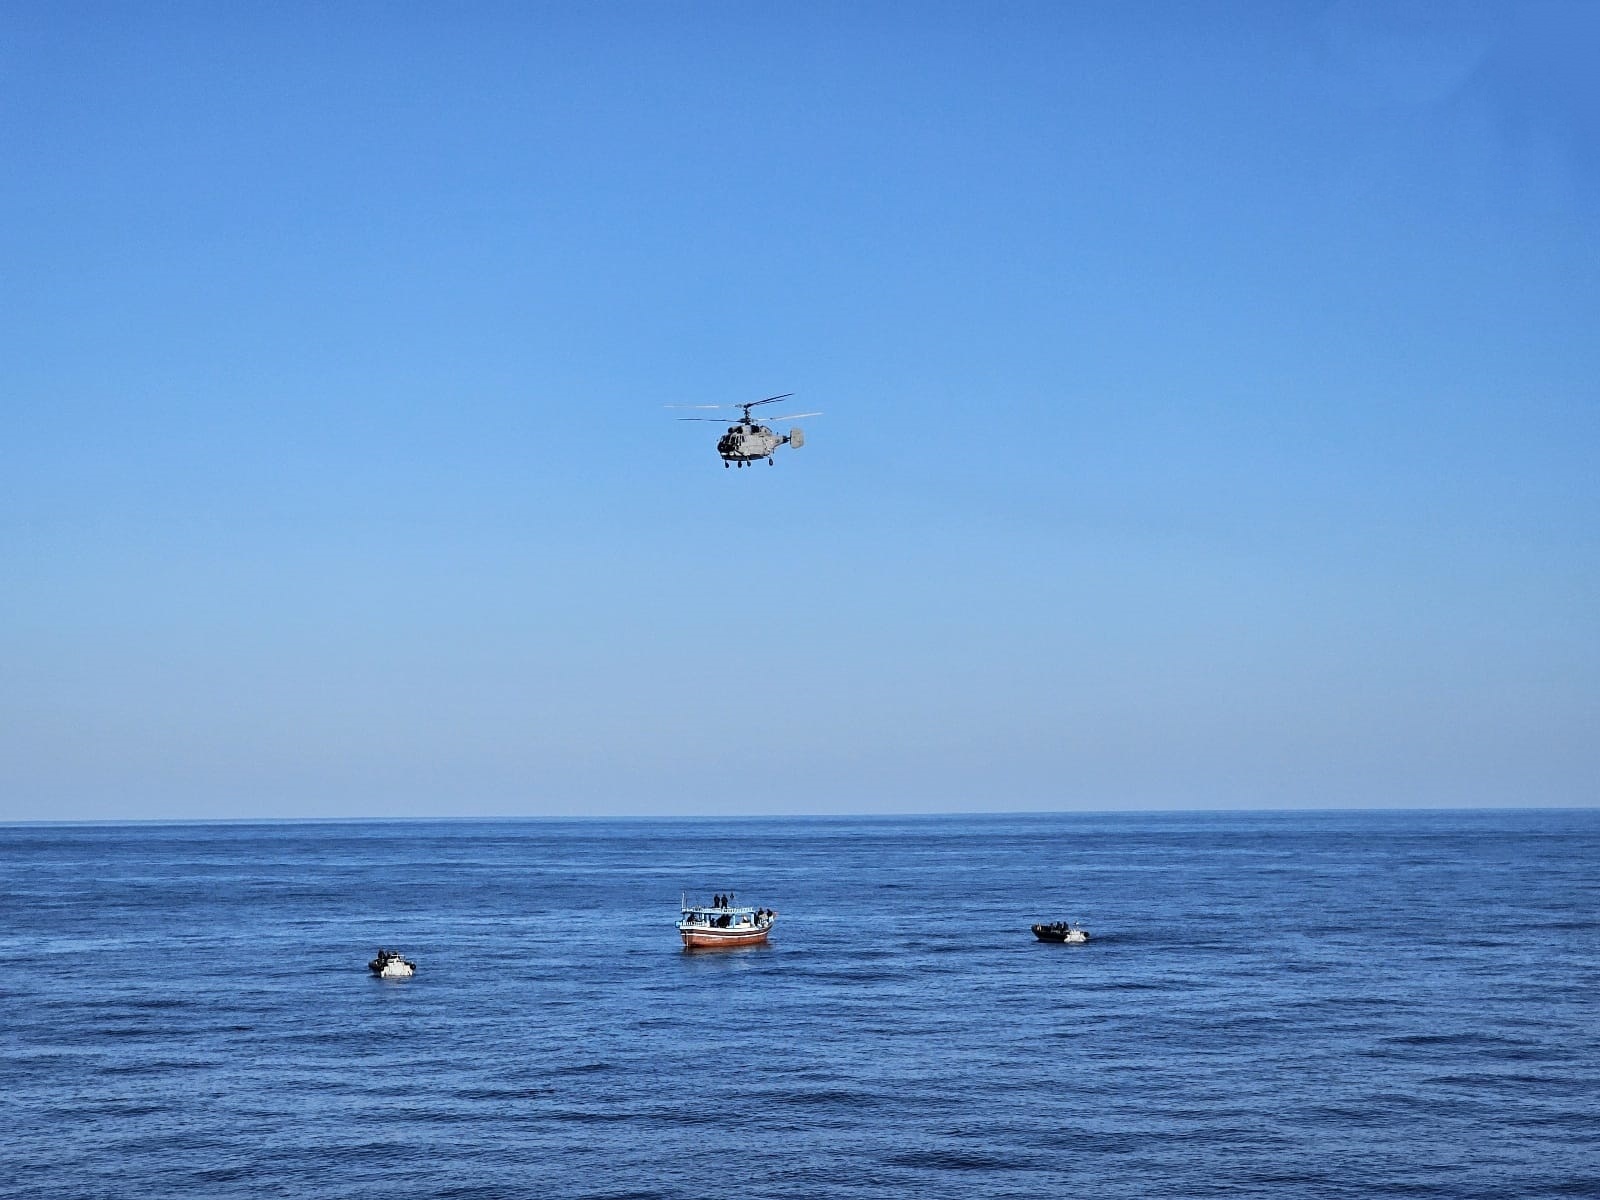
[[788, 428, 805, 449]]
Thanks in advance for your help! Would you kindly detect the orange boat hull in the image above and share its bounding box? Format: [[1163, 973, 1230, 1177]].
[[680, 927, 771, 948]]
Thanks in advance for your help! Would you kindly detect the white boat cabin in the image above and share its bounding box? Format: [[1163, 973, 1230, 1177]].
[[677, 894, 774, 933]]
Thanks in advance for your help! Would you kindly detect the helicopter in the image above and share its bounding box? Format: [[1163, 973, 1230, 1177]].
[[668, 393, 821, 468]]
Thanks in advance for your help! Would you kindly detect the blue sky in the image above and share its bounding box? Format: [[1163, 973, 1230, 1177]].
[[3, 2, 1596, 820]]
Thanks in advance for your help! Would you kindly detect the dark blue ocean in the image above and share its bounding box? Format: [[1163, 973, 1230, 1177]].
[[3, 810, 1597, 1199]]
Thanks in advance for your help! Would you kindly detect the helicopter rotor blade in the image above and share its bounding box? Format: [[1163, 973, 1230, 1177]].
[[746, 393, 795, 409], [763, 411, 821, 421], [675, 417, 735, 422], [664, 404, 728, 410]]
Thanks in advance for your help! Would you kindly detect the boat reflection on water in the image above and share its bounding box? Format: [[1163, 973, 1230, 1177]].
[[677, 893, 777, 949]]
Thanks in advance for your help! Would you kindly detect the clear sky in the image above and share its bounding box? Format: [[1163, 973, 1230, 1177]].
[[3, 2, 1596, 820]]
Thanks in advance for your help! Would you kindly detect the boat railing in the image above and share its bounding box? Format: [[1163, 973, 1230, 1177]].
[[680, 892, 761, 914]]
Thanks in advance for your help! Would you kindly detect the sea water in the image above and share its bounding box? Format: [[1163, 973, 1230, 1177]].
[[2, 810, 1596, 1198]]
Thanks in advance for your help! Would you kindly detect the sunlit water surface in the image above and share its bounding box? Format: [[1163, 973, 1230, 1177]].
[[4, 810, 1597, 1198]]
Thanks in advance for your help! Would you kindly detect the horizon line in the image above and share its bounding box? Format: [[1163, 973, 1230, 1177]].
[[4, 802, 1596, 830]]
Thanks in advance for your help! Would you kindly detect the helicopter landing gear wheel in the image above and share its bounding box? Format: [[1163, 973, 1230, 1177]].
[[767, 457, 774, 466]]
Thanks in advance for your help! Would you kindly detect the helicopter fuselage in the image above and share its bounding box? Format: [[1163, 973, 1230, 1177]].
[[717, 422, 788, 466]]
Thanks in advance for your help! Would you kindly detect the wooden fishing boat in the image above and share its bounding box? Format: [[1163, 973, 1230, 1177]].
[[677, 894, 776, 948]]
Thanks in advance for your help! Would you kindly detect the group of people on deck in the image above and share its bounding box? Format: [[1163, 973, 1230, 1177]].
[[707, 894, 774, 922]]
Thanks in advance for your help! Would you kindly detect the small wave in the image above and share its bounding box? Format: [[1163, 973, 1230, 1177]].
[[882, 1148, 1034, 1172], [546, 1108, 632, 1124], [775, 1087, 873, 1107], [93, 1024, 168, 1040], [100, 1057, 216, 1075], [551, 1060, 613, 1076], [1427, 1071, 1550, 1088], [1381, 1032, 1521, 1049], [450, 1085, 556, 1101], [189, 1164, 252, 1185], [70, 1101, 169, 1118]]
